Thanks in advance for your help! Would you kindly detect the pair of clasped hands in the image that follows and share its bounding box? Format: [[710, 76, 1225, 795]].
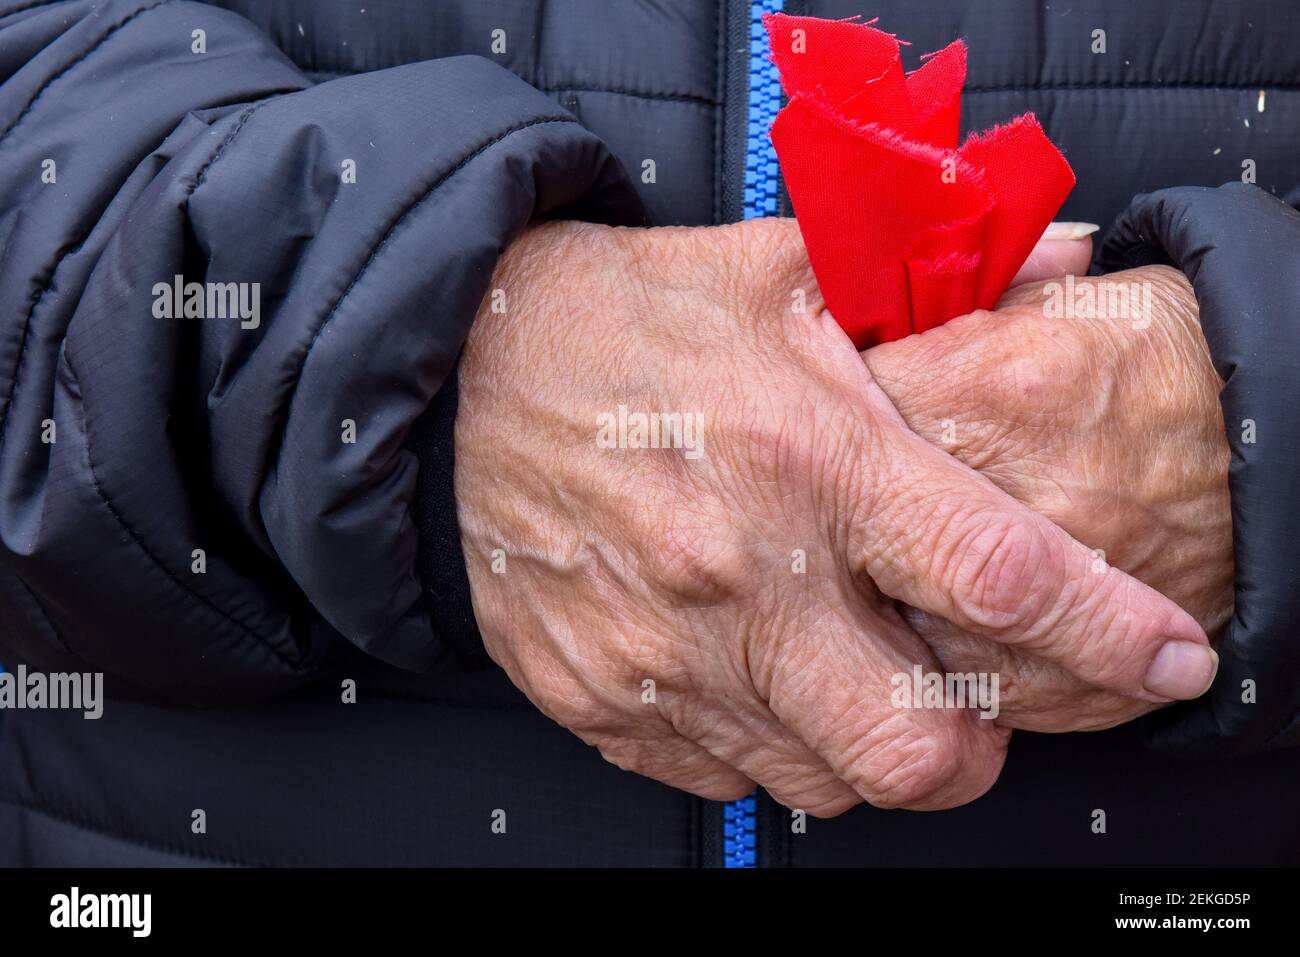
[[454, 217, 1231, 815]]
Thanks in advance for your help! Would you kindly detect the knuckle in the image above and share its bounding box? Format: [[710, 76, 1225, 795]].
[[843, 719, 970, 810], [653, 688, 721, 742], [769, 782, 862, 819], [753, 758, 859, 818], [595, 737, 692, 793], [590, 733, 670, 778], [936, 508, 1066, 637], [590, 734, 650, 775], [992, 344, 1057, 404]]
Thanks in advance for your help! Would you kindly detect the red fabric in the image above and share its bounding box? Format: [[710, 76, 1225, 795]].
[[764, 13, 1076, 348]]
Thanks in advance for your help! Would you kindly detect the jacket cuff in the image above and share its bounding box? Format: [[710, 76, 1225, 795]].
[[1099, 183, 1300, 755], [178, 57, 646, 674], [407, 362, 493, 669]]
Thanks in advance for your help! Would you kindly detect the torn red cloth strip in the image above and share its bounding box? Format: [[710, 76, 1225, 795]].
[[763, 13, 1075, 348]]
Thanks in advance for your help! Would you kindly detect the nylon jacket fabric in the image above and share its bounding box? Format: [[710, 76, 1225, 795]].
[[1, 0, 1299, 866]]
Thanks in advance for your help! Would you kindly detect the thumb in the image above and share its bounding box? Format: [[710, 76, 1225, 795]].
[[844, 381, 1217, 705], [1008, 222, 1098, 287]]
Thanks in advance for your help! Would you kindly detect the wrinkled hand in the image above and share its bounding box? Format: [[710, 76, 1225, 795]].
[[866, 265, 1231, 732], [455, 218, 1213, 814]]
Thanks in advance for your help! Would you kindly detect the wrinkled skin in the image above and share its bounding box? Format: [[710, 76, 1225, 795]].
[[867, 266, 1232, 731], [454, 217, 1216, 815]]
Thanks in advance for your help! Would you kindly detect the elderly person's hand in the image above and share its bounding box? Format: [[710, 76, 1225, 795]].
[[453, 218, 1214, 815], [866, 265, 1231, 732]]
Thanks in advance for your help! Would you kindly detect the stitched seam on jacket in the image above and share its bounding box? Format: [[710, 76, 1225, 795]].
[[0, 90, 288, 464], [0, 0, 175, 441], [191, 101, 267, 189], [542, 84, 717, 105], [2, 100, 302, 671], [0, 795, 258, 866], [0, 234, 86, 442], [284, 114, 578, 373], [0, 0, 173, 147], [263, 115, 578, 609], [63, 357, 308, 673], [302, 68, 719, 105]]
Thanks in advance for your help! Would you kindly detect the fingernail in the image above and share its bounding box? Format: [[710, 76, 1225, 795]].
[[1042, 222, 1100, 241], [1143, 641, 1219, 700]]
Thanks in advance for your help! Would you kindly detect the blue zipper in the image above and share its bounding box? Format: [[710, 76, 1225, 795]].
[[743, 0, 784, 223], [723, 792, 758, 868], [723, 0, 784, 870]]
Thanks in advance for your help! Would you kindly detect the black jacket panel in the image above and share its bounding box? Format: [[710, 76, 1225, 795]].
[[1, 0, 1299, 866], [212, 0, 724, 228]]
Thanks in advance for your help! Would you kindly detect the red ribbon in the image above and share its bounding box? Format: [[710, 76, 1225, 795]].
[[764, 13, 1076, 348]]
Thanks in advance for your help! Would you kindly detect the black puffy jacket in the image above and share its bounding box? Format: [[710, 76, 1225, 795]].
[[1, 0, 1298, 866]]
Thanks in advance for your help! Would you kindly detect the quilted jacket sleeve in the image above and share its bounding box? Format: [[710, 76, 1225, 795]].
[[0, 0, 644, 702], [1101, 183, 1300, 755]]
